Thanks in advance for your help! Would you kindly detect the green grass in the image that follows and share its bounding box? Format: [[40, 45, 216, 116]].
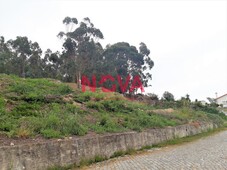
[[0, 74, 226, 139]]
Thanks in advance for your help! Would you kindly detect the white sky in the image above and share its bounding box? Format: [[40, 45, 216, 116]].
[[0, 0, 226, 101]]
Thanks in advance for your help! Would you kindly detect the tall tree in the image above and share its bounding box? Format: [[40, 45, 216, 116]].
[[43, 49, 62, 80], [58, 17, 104, 85], [26, 42, 43, 78], [8, 36, 32, 77], [0, 36, 13, 74], [101, 42, 154, 93]]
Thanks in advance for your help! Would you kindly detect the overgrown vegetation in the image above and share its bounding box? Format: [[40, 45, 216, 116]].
[[0, 74, 225, 139]]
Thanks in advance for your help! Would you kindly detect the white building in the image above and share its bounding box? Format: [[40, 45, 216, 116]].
[[216, 94, 227, 108]]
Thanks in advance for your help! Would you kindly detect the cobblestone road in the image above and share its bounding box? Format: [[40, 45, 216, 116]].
[[82, 130, 227, 170]]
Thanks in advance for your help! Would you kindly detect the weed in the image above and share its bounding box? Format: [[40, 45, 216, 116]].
[[41, 129, 62, 138], [0, 74, 225, 139]]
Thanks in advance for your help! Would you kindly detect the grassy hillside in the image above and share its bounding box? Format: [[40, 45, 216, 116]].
[[0, 74, 225, 138]]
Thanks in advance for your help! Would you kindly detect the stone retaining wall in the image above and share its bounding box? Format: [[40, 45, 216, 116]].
[[0, 122, 218, 170]]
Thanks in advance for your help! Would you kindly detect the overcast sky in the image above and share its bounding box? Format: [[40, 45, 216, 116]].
[[0, 0, 226, 101]]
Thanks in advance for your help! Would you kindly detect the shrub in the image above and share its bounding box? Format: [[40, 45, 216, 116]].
[[54, 85, 72, 95], [45, 113, 61, 130], [74, 92, 91, 103], [41, 129, 62, 138], [10, 102, 41, 117], [0, 119, 17, 132], [162, 91, 174, 101], [0, 96, 6, 114], [61, 116, 87, 136], [86, 101, 104, 111], [10, 82, 34, 94]]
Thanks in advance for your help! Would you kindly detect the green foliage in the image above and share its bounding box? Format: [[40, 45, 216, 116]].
[[41, 129, 62, 138], [9, 77, 72, 97], [11, 102, 41, 116], [206, 113, 224, 125], [54, 84, 72, 95], [90, 114, 122, 133], [162, 91, 174, 101], [74, 92, 91, 103], [58, 17, 104, 83], [197, 106, 227, 120], [100, 42, 153, 92], [101, 100, 132, 112], [110, 148, 136, 159], [0, 118, 17, 132], [110, 150, 125, 158], [86, 101, 104, 111], [0, 74, 225, 139], [0, 96, 6, 114], [77, 155, 107, 168], [0, 18, 155, 89], [74, 91, 105, 103]]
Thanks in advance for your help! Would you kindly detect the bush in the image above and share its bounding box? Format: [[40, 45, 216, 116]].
[[206, 113, 224, 126], [10, 82, 34, 94], [54, 85, 72, 95], [74, 92, 91, 103], [74, 91, 106, 103], [10, 102, 41, 117], [61, 116, 87, 136], [0, 96, 6, 114], [41, 129, 62, 138], [86, 101, 104, 111], [0, 119, 17, 132], [101, 100, 133, 113], [162, 91, 174, 101]]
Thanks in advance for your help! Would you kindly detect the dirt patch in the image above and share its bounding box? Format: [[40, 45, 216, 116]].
[[151, 108, 175, 115], [65, 82, 78, 91], [5, 101, 15, 112], [85, 114, 97, 124]]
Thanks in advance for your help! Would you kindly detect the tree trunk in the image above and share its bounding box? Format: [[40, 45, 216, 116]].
[[21, 56, 26, 78], [76, 71, 81, 88]]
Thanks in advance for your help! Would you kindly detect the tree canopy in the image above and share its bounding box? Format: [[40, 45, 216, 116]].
[[100, 42, 153, 93], [0, 16, 154, 93]]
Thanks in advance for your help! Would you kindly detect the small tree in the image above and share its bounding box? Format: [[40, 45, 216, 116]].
[[185, 94, 191, 102], [162, 91, 174, 101]]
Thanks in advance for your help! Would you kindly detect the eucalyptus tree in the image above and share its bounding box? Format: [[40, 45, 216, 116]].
[[43, 49, 62, 80], [26, 42, 43, 78], [0, 36, 12, 74], [7, 36, 43, 78], [58, 17, 104, 85], [101, 42, 154, 93]]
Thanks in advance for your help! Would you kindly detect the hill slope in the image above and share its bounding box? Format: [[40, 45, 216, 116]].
[[0, 74, 225, 138]]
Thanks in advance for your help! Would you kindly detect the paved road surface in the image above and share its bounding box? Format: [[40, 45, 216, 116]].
[[82, 130, 227, 170]]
